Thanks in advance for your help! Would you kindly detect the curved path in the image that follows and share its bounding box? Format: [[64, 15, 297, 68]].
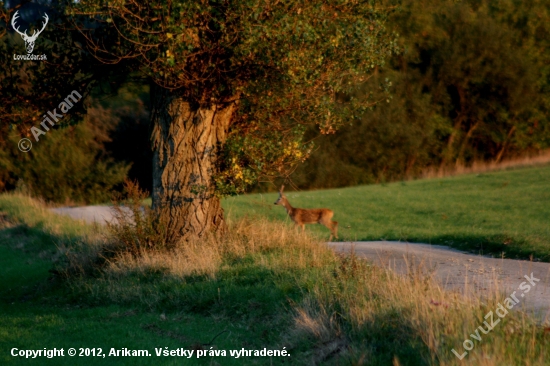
[[329, 241, 550, 317], [49, 206, 550, 317]]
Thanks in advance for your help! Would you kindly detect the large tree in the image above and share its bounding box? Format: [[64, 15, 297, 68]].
[[4, 1, 396, 242]]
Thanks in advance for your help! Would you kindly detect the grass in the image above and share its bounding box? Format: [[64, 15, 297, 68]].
[[1, 166, 550, 365], [224, 165, 550, 261], [0, 197, 342, 365]]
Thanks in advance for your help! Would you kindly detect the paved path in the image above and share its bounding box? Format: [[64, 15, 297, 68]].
[[50, 205, 134, 225], [329, 241, 550, 318], [49, 206, 550, 317]]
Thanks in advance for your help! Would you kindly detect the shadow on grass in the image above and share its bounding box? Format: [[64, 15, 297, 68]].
[[0, 222, 67, 301], [349, 309, 430, 365], [423, 234, 548, 261], [346, 232, 549, 262]]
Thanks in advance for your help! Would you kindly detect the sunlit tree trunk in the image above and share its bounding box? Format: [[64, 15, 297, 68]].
[[150, 86, 237, 243]]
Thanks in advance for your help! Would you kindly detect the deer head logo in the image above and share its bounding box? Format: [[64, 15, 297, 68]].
[[11, 10, 49, 54]]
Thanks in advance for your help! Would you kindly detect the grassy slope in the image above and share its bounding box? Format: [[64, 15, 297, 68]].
[[224, 165, 550, 261], [0, 196, 291, 366]]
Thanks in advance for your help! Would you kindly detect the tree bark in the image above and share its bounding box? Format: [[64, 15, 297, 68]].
[[150, 86, 237, 244]]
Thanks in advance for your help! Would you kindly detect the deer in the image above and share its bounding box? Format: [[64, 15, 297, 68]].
[[11, 10, 49, 54], [274, 185, 338, 241]]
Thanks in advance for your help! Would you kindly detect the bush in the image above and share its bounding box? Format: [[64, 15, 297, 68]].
[[1, 105, 130, 204], [106, 180, 170, 256]]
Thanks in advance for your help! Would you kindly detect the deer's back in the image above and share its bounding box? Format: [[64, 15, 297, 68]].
[[292, 207, 333, 224]]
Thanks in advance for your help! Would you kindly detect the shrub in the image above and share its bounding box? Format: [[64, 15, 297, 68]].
[[1, 105, 130, 204], [106, 180, 170, 256]]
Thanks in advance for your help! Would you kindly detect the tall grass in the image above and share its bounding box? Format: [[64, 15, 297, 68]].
[[104, 218, 332, 280], [65, 213, 549, 365], [295, 251, 549, 365]]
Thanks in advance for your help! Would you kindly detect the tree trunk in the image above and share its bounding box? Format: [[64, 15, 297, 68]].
[[495, 125, 516, 163], [150, 87, 237, 244], [455, 120, 480, 167], [440, 116, 463, 168], [440, 84, 467, 168]]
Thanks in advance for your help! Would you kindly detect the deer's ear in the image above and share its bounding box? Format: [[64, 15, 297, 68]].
[[280, 184, 285, 193]]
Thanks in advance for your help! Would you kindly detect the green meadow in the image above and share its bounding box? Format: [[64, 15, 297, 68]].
[[225, 165, 550, 261]]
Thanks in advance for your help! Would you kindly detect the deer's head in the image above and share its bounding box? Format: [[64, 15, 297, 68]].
[[11, 10, 49, 54], [274, 185, 286, 205]]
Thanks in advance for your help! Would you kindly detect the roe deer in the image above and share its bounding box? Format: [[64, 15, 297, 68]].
[[274, 185, 338, 241]]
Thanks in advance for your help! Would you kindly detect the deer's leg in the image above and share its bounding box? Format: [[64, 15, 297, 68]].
[[321, 221, 331, 241], [321, 219, 338, 241]]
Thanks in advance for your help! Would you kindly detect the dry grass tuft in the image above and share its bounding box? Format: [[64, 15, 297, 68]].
[[421, 149, 550, 179], [100, 180, 332, 279], [294, 298, 342, 342], [0, 211, 14, 229], [107, 217, 333, 279], [292, 250, 549, 365], [106, 180, 171, 256]]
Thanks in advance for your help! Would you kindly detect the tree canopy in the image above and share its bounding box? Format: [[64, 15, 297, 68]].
[[67, 0, 397, 194], [1, 0, 394, 240]]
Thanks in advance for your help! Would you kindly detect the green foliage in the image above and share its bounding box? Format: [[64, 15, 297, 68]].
[[398, 0, 550, 163], [291, 0, 550, 188], [293, 70, 448, 187], [0, 3, 120, 130], [66, 0, 397, 194], [217, 125, 313, 195], [4, 0, 550, 199], [1, 116, 129, 204], [0, 3, 138, 204]]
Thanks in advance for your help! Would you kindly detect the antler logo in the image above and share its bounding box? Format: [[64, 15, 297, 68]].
[[11, 10, 49, 54]]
